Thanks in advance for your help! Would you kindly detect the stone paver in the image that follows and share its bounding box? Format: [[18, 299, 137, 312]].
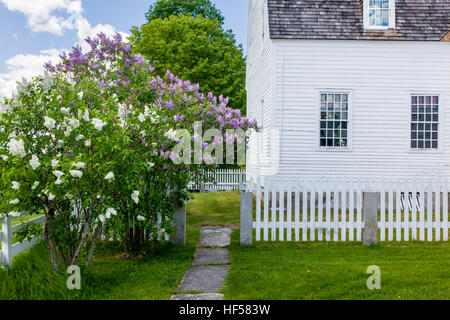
[[199, 227, 231, 247], [170, 293, 224, 300], [178, 265, 230, 293], [172, 226, 232, 301], [193, 248, 230, 265]]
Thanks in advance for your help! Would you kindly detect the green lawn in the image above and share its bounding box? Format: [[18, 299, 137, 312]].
[[224, 231, 450, 300], [0, 191, 239, 300], [1, 190, 449, 300], [186, 190, 240, 227], [0, 228, 200, 300]]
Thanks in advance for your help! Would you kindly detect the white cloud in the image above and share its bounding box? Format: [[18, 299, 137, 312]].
[[0, 0, 82, 35], [0, 0, 129, 98], [0, 49, 62, 97]]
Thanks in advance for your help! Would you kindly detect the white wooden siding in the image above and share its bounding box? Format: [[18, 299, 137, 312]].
[[248, 38, 450, 179], [246, 0, 273, 177]]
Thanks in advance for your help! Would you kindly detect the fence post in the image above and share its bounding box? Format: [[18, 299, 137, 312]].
[[173, 203, 186, 246], [200, 181, 205, 193], [1, 217, 12, 267], [240, 190, 253, 246], [363, 192, 379, 246]]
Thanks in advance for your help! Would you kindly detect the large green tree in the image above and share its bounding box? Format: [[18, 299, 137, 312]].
[[145, 0, 225, 25], [131, 14, 247, 113]]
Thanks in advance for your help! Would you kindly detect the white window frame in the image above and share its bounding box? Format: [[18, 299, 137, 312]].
[[408, 92, 443, 153], [363, 0, 396, 30], [317, 90, 353, 152]]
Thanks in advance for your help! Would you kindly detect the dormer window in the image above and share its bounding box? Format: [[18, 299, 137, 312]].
[[364, 0, 395, 29]]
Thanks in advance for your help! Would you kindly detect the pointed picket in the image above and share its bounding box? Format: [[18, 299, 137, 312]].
[[286, 178, 292, 241], [317, 178, 324, 242], [349, 178, 355, 242], [427, 176, 433, 241], [263, 177, 269, 241], [271, 177, 277, 242], [255, 177, 262, 242], [294, 180, 300, 241], [310, 180, 316, 241], [302, 180, 308, 241], [443, 177, 448, 241], [279, 178, 285, 241], [325, 179, 331, 242]]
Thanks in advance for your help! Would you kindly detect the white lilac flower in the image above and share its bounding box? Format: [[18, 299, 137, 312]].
[[96, 195, 101, 199], [8, 211, 20, 217], [105, 208, 117, 218], [52, 170, 64, 179], [104, 172, 115, 180], [67, 117, 80, 128], [138, 113, 146, 122], [44, 116, 56, 130], [148, 162, 155, 168], [7, 138, 26, 157], [48, 193, 56, 201], [51, 159, 59, 168], [140, 131, 146, 138], [12, 181, 20, 190], [56, 95, 62, 102], [56, 140, 64, 148], [145, 106, 159, 124], [136, 215, 145, 222], [64, 126, 72, 137], [61, 107, 70, 114], [131, 191, 139, 204], [30, 155, 40, 170], [73, 162, 85, 169], [76, 134, 84, 141], [9, 199, 19, 205], [98, 214, 106, 223], [85, 139, 91, 147], [92, 118, 107, 131], [55, 178, 64, 185], [83, 110, 90, 122], [1, 155, 8, 161], [78, 92, 84, 100], [164, 129, 178, 141], [31, 181, 39, 190], [69, 170, 83, 178]]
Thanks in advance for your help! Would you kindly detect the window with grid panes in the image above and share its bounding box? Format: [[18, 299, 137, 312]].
[[320, 93, 349, 148], [411, 95, 439, 150], [368, 0, 391, 27]]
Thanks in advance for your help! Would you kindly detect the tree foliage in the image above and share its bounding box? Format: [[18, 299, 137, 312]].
[[131, 15, 247, 113], [145, 0, 225, 25]]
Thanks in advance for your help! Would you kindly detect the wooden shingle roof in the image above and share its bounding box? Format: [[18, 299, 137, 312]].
[[268, 0, 450, 41]]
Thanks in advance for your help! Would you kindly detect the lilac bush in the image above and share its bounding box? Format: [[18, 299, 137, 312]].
[[0, 33, 257, 269]]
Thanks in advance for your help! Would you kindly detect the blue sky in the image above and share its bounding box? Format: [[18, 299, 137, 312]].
[[0, 0, 249, 97]]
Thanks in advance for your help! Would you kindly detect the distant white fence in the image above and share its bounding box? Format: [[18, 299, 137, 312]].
[[1, 213, 45, 268], [189, 169, 246, 192], [245, 176, 449, 242]]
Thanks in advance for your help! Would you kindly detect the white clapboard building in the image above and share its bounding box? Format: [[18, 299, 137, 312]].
[[246, 0, 450, 180]]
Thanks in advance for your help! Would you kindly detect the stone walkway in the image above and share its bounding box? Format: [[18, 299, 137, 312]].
[[170, 227, 231, 300]]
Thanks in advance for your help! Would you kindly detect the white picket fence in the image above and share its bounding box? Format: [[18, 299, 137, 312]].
[[0, 213, 45, 268], [247, 176, 449, 242], [189, 169, 246, 192]]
